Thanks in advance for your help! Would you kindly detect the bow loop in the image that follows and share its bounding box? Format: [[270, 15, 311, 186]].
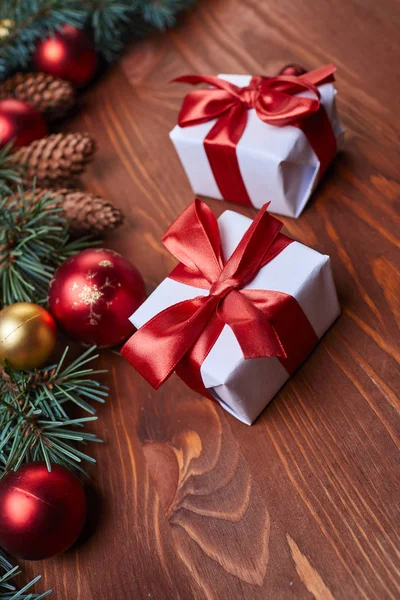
[[162, 199, 224, 286], [174, 74, 243, 127], [251, 75, 321, 126], [219, 202, 283, 287]]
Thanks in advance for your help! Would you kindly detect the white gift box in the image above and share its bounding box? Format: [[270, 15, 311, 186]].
[[130, 209, 340, 425], [170, 75, 344, 218]]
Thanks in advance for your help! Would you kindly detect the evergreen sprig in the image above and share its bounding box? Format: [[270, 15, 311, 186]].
[[0, 551, 51, 599], [0, 345, 107, 477], [0, 0, 196, 78], [0, 1, 87, 79], [138, 0, 194, 29], [0, 186, 94, 307], [0, 143, 22, 194]]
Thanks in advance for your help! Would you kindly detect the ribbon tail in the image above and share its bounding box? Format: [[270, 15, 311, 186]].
[[218, 290, 287, 359], [243, 289, 319, 374], [299, 64, 336, 87], [121, 295, 218, 389], [176, 311, 225, 401]]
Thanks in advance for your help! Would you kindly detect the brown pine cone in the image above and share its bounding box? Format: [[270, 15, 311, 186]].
[[0, 72, 76, 121], [34, 188, 124, 236], [11, 132, 97, 187]]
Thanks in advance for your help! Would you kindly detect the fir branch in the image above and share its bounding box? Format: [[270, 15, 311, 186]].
[[137, 0, 196, 29], [0, 143, 23, 194], [0, 1, 87, 79], [0, 346, 107, 477], [0, 1, 196, 77], [0, 550, 51, 599], [0, 186, 95, 307], [90, 1, 139, 61]]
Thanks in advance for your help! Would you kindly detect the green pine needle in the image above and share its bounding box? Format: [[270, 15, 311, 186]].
[[0, 144, 22, 194], [0, 185, 95, 307], [138, 0, 196, 29], [0, 550, 51, 599], [0, 345, 107, 477]]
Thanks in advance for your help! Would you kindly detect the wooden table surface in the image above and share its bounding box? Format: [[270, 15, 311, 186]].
[[21, 0, 400, 598]]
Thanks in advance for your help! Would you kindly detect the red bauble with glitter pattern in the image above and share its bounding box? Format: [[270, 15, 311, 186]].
[[0, 98, 48, 148], [48, 248, 146, 347], [0, 463, 86, 560], [34, 24, 97, 87]]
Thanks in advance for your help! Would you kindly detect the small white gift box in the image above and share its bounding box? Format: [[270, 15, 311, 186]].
[[170, 71, 344, 218], [129, 209, 340, 425]]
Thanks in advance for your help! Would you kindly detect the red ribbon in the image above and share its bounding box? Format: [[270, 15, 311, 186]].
[[122, 200, 318, 399], [174, 65, 338, 207]]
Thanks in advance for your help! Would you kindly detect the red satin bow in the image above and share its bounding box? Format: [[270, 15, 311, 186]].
[[174, 65, 338, 207], [122, 200, 318, 398]]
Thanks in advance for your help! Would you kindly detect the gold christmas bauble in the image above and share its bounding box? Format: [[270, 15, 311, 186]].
[[0, 302, 57, 370], [0, 18, 15, 40]]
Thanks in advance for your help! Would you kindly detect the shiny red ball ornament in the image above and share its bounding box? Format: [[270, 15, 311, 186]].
[[48, 248, 146, 347], [0, 463, 86, 560], [34, 24, 97, 87], [278, 64, 307, 77], [0, 99, 48, 148]]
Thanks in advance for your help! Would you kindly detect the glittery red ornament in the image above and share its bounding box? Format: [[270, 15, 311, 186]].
[[0, 463, 86, 560], [0, 99, 48, 148], [48, 248, 146, 347], [34, 24, 97, 87], [278, 64, 307, 77]]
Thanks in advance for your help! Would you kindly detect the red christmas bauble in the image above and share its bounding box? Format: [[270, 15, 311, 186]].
[[0, 463, 86, 560], [48, 248, 146, 347], [34, 24, 97, 87], [278, 64, 307, 77], [0, 99, 48, 148]]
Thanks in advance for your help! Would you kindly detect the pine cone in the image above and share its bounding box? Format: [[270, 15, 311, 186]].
[[34, 188, 124, 236], [11, 132, 97, 187], [0, 72, 76, 121]]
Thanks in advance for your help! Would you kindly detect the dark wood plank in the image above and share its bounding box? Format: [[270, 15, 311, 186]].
[[20, 0, 400, 598]]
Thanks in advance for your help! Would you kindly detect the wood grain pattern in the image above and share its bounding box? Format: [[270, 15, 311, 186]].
[[19, 0, 399, 598]]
